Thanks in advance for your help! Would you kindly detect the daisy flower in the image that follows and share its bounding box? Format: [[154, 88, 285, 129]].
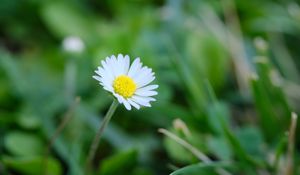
[[62, 36, 85, 53], [93, 54, 158, 110]]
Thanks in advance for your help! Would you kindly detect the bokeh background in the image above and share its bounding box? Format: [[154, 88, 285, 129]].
[[1, 0, 300, 174]]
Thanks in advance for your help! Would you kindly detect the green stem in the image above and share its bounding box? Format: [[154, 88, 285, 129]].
[[284, 112, 298, 175], [85, 99, 118, 173]]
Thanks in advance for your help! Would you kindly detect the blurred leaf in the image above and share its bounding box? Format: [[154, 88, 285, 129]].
[[17, 114, 40, 129], [236, 126, 264, 157], [132, 167, 153, 175], [221, 120, 265, 169], [207, 136, 232, 160], [17, 108, 41, 129], [163, 129, 195, 163], [166, 35, 206, 115], [98, 149, 138, 175], [2, 156, 62, 175], [204, 80, 230, 135], [204, 81, 264, 169], [251, 58, 291, 141], [170, 162, 227, 175], [0, 50, 28, 96], [251, 3, 298, 34], [40, 1, 96, 39], [207, 102, 230, 135], [4, 131, 44, 156], [0, 0, 19, 18], [77, 104, 135, 149], [272, 134, 287, 171], [0, 77, 13, 107], [186, 31, 229, 90]]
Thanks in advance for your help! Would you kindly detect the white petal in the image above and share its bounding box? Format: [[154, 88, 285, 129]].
[[123, 55, 130, 74], [101, 59, 114, 80], [95, 67, 105, 77], [94, 75, 113, 89], [113, 93, 123, 104], [122, 98, 132, 110], [132, 66, 155, 88], [136, 85, 158, 91], [136, 76, 155, 88], [135, 90, 158, 97], [100, 79, 113, 92], [107, 55, 118, 78], [116, 54, 124, 76], [103, 86, 113, 92], [117, 54, 123, 61], [127, 99, 140, 110], [114, 95, 132, 110], [93, 75, 102, 82], [127, 58, 142, 77], [131, 95, 151, 107], [132, 66, 151, 80], [140, 96, 156, 102]]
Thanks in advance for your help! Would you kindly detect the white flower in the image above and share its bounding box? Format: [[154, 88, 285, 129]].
[[62, 36, 85, 53], [93, 54, 158, 110]]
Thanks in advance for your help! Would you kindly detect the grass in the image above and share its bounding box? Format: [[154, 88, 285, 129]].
[[1, 0, 300, 174]]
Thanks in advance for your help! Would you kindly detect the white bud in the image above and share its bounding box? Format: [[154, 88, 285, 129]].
[[62, 36, 85, 53], [173, 118, 190, 137]]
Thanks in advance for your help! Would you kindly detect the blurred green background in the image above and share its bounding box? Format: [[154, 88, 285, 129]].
[[1, 0, 300, 174]]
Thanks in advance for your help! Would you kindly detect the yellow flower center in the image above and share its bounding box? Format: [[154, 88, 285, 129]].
[[113, 75, 137, 98]]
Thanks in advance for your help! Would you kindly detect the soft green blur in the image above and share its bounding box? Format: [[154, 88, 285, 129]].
[[1, 0, 300, 175]]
